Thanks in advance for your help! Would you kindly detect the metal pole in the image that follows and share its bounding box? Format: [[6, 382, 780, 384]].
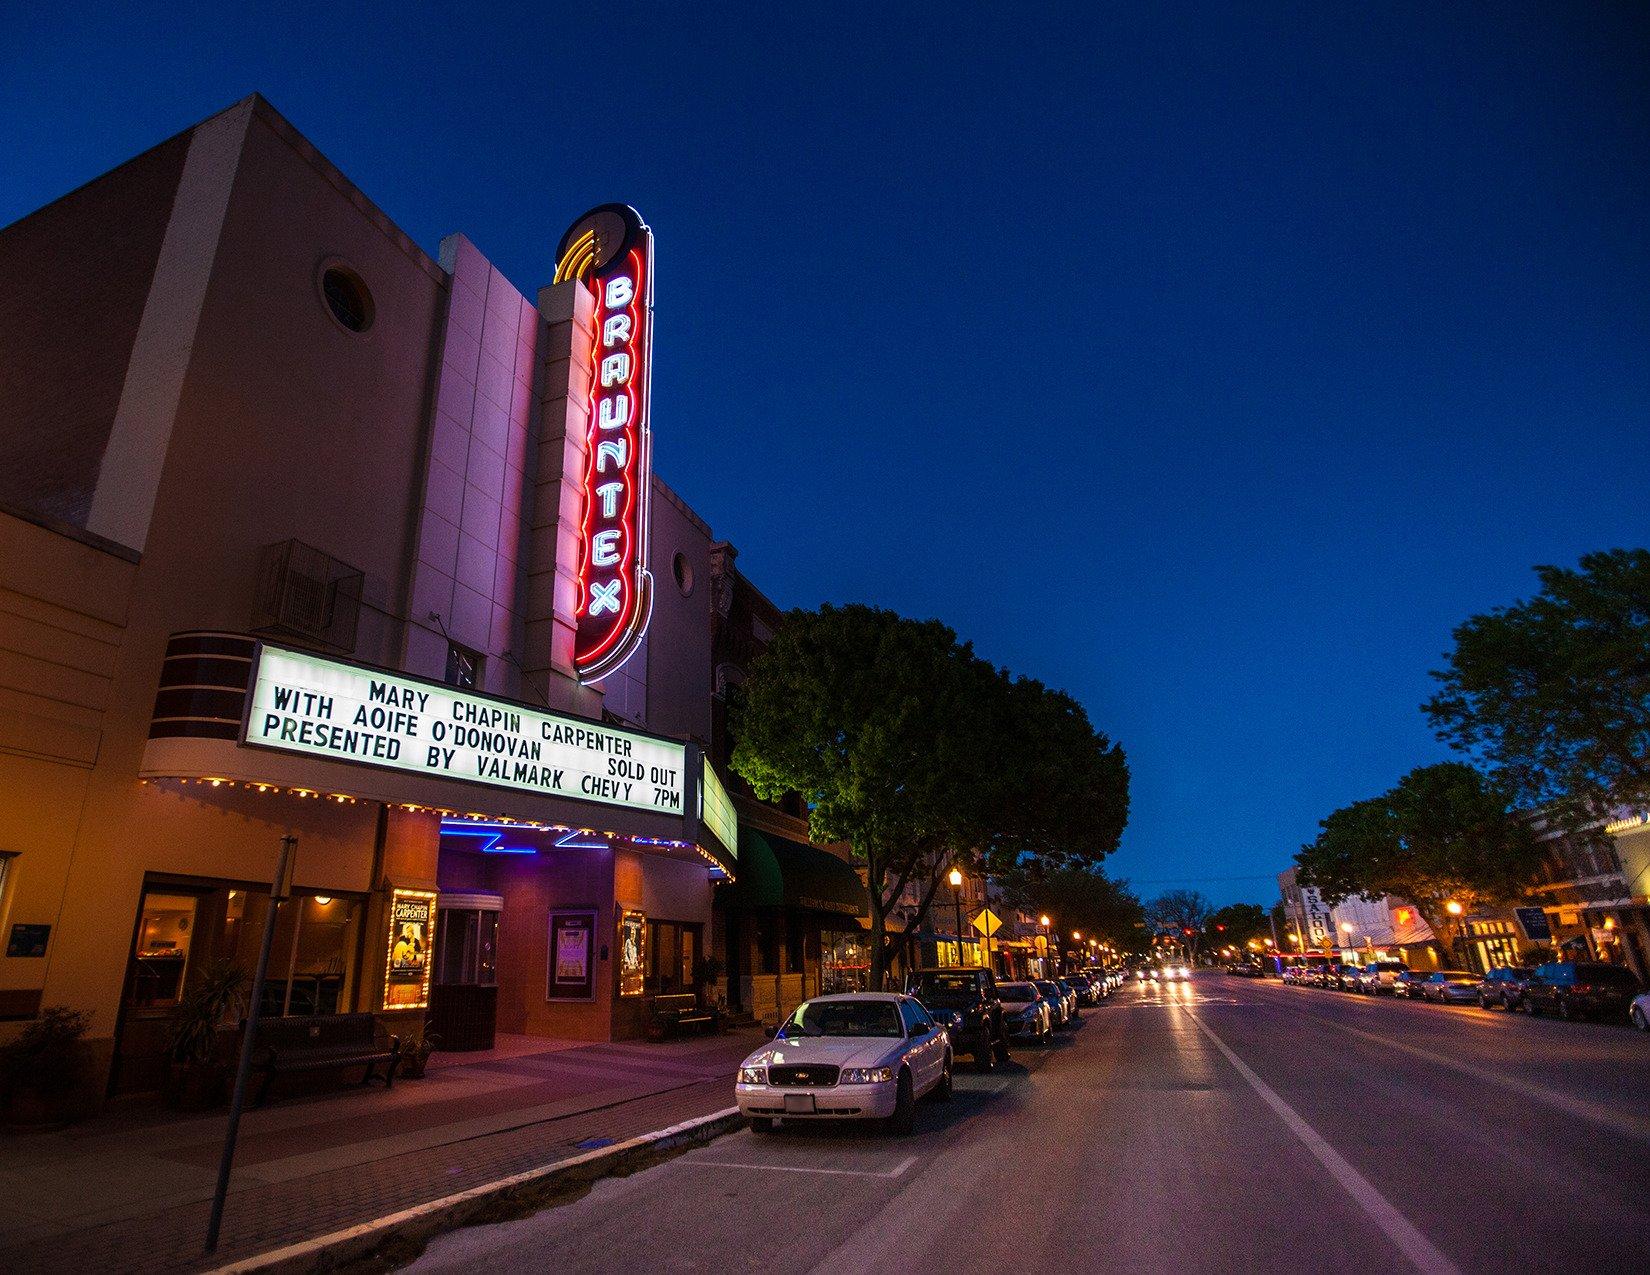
[[953, 886, 964, 966], [206, 835, 294, 1255]]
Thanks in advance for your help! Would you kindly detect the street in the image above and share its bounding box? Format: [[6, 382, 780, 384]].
[[411, 974, 1650, 1275]]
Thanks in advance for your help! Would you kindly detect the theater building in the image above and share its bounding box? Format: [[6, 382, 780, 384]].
[[0, 95, 740, 1097]]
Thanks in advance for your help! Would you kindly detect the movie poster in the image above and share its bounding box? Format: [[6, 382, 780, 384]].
[[384, 889, 436, 1010], [547, 910, 596, 1000], [618, 911, 647, 998]]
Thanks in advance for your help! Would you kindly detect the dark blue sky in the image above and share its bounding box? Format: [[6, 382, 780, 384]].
[[7, 4, 1647, 905]]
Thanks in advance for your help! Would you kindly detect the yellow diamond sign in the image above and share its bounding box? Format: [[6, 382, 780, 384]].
[[971, 908, 1002, 937]]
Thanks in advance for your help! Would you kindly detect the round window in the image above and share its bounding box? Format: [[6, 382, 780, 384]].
[[320, 265, 373, 333], [672, 552, 694, 597]]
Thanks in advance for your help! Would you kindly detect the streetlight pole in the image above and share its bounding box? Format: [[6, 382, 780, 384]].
[[206, 834, 295, 1254], [1040, 915, 1052, 975], [948, 868, 965, 966]]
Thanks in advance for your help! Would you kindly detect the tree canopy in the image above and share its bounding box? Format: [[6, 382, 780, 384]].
[[731, 603, 1129, 985], [1295, 762, 1544, 958], [1207, 902, 1270, 951], [1147, 889, 1214, 960], [1007, 867, 1146, 953], [1425, 548, 1650, 829]]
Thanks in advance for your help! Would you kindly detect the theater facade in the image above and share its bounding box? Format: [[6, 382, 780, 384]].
[[0, 95, 752, 1096]]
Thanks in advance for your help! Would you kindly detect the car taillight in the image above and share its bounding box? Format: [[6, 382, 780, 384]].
[[1571, 984, 1591, 995]]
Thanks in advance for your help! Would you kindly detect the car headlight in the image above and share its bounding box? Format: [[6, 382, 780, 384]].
[[737, 1066, 767, 1084], [840, 1066, 895, 1085]]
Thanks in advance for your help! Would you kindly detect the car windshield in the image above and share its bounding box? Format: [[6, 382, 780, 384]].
[[779, 1000, 903, 1039], [999, 984, 1038, 1002], [1033, 981, 1060, 996], [915, 973, 978, 1001]]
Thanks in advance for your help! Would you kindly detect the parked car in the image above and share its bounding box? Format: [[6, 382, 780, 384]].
[[1477, 966, 1532, 1011], [1355, 961, 1409, 994], [1392, 969, 1431, 999], [1033, 980, 1071, 1028], [1054, 978, 1083, 1021], [1522, 962, 1642, 1021], [735, 993, 951, 1135], [1281, 964, 1311, 986], [998, 980, 1054, 1045], [1631, 991, 1650, 1031], [1064, 972, 1100, 1007], [1421, 971, 1481, 1004], [907, 967, 1010, 1071]]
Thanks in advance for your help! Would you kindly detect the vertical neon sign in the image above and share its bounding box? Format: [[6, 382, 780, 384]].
[[553, 205, 655, 683]]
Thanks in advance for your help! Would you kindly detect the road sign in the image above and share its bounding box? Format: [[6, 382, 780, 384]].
[[972, 908, 1002, 937]]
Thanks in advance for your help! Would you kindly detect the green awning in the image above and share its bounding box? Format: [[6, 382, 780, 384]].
[[733, 828, 868, 918]]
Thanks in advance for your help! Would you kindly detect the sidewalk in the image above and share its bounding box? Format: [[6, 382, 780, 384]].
[[0, 1029, 760, 1273]]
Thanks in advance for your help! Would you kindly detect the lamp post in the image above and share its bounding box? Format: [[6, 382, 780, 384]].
[[948, 868, 965, 966], [1040, 914, 1052, 975], [1445, 899, 1468, 971]]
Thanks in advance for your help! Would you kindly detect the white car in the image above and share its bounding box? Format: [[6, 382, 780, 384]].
[[736, 993, 953, 1134], [1632, 991, 1650, 1031]]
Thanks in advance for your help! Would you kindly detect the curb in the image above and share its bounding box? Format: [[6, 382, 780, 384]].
[[210, 1106, 743, 1273]]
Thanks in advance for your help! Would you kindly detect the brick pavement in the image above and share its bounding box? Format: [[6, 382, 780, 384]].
[[0, 1032, 757, 1273]]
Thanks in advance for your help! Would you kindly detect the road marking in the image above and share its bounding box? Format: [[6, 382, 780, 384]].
[[1188, 1012, 1461, 1275], [685, 1154, 917, 1180]]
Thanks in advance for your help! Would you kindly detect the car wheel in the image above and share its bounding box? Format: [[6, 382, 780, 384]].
[[1525, 998, 1539, 1016], [974, 1042, 995, 1074], [934, 1054, 954, 1101], [993, 1035, 1011, 1064], [886, 1069, 916, 1136], [749, 1116, 775, 1133], [1559, 999, 1573, 1022], [1478, 994, 1492, 1009], [1631, 1006, 1647, 1032]]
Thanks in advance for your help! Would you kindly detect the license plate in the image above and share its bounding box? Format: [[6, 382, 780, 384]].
[[783, 1093, 816, 1114]]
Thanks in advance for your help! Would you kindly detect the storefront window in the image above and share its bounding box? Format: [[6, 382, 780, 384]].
[[822, 930, 869, 994], [254, 892, 365, 1017], [129, 891, 200, 1007], [646, 920, 703, 993]]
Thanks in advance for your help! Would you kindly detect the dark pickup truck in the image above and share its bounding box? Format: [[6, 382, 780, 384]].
[[908, 967, 1011, 1072]]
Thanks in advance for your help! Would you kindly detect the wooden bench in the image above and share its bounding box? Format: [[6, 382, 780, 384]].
[[250, 1012, 400, 1106], [648, 993, 716, 1038]]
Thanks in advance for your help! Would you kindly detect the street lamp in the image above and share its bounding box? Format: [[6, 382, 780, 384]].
[[1040, 915, 1052, 974], [948, 868, 965, 966]]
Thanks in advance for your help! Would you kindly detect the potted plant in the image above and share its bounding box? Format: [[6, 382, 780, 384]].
[[399, 1029, 438, 1079], [165, 960, 247, 1110], [0, 1006, 93, 1131]]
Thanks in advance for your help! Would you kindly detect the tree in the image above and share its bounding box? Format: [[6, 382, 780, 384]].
[[1295, 762, 1545, 962], [1207, 902, 1269, 953], [1007, 868, 1145, 959], [1425, 549, 1650, 829], [731, 604, 1129, 986], [1147, 889, 1213, 961]]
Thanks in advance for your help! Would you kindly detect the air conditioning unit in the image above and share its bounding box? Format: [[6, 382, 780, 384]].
[[252, 540, 363, 651]]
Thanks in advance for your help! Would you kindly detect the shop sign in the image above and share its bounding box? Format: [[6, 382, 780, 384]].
[[1514, 907, 1552, 941], [245, 645, 686, 818], [384, 889, 436, 1010], [6, 923, 51, 958], [553, 204, 656, 685], [699, 758, 737, 859], [547, 909, 596, 1000]]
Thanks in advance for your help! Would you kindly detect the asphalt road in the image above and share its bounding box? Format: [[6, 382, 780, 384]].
[[408, 974, 1650, 1274]]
